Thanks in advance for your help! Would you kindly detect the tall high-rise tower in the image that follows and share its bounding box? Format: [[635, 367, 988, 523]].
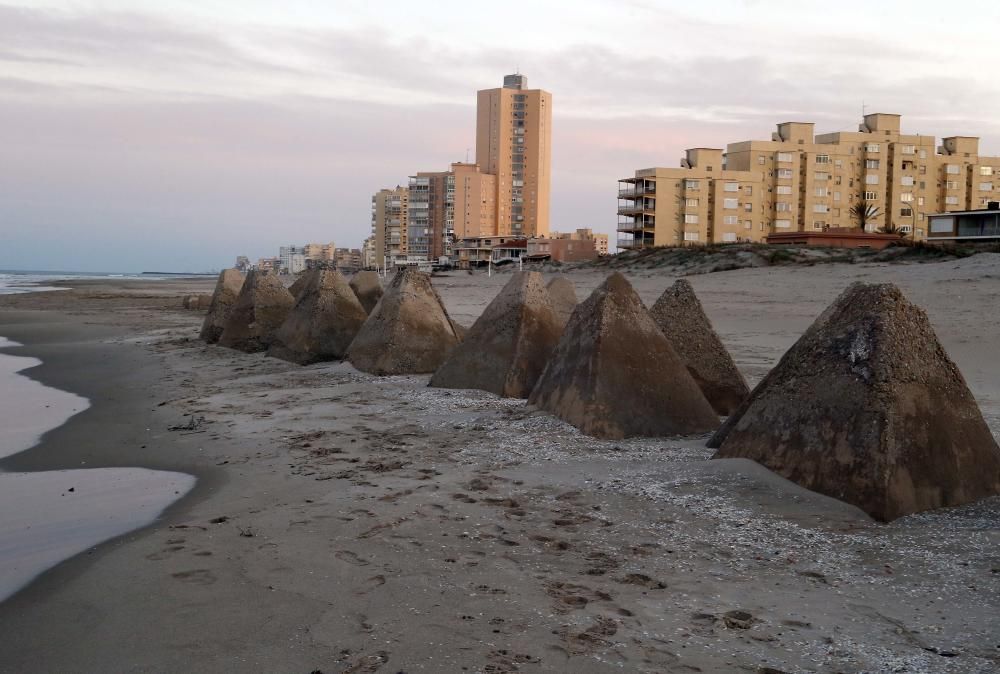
[[475, 74, 552, 238]]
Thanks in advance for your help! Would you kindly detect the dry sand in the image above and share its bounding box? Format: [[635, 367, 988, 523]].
[[0, 259, 998, 673]]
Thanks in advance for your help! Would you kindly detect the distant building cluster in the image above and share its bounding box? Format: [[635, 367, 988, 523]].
[[619, 113, 1000, 248], [363, 74, 600, 270], [234, 242, 362, 275]]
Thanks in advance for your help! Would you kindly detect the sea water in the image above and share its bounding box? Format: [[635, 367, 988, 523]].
[[0, 336, 195, 602]]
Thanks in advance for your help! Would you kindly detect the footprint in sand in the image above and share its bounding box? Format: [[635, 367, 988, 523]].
[[335, 550, 370, 566], [145, 545, 185, 561], [171, 569, 217, 585]]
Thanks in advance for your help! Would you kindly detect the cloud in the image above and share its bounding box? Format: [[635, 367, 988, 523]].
[[0, 2, 998, 271]]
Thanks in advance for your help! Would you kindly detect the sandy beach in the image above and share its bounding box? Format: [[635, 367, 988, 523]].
[[0, 258, 998, 673]]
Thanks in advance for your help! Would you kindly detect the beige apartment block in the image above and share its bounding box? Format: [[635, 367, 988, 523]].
[[361, 237, 376, 269], [476, 74, 552, 239], [371, 186, 409, 268], [619, 113, 1000, 248], [407, 162, 496, 263], [619, 148, 764, 248]]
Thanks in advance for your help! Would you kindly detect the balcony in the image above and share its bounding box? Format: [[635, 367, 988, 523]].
[[618, 186, 656, 199], [617, 234, 655, 249], [617, 204, 654, 216]]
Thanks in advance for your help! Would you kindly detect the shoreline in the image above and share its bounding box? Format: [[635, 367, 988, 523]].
[[0, 267, 997, 673], [0, 309, 221, 603]]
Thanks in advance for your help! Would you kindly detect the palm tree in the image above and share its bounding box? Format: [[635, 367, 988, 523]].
[[850, 199, 882, 232]]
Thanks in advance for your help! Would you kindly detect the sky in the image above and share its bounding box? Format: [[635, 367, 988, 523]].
[[2, 0, 999, 272]]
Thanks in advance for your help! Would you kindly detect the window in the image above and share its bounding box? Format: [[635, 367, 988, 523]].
[[776, 202, 791, 212], [777, 168, 793, 178], [724, 198, 738, 209], [981, 166, 995, 176], [833, 191, 841, 201], [723, 215, 739, 225], [946, 164, 960, 175], [684, 231, 699, 241], [775, 219, 792, 229], [722, 232, 737, 242], [834, 159, 843, 168], [813, 221, 826, 230], [946, 180, 959, 190], [777, 152, 793, 162], [776, 185, 793, 195], [900, 207, 913, 217], [815, 172, 830, 181], [865, 159, 880, 169], [815, 187, 828, 197], [744, 186, 752, 196], [724, 182, 739, 192], [919, 149, 927, 159], [865, 174, 879, 185], [945, 195, 959, 205], [866, 143, 880, 153], [685, 198, 699, 207], [757, 155, 766, 165], [815, 154, 830, 164], [684, 214, 699, 224], [685, 179, 700, 190], [744, 203, 752, 212], [813, 204, 829, 213], [917, 196, 925, 206], [744, 220, 752, 230], [901, 176, 914, 186], [979, 182, 993, 191], [900, 192, 914, 202], [864, 190, 878, 200], [919, 165, 927, 175], [900, 144, 916, 155]]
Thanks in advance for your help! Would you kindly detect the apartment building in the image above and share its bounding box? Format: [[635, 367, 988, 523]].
[[619, 113, 1000, 248], [476, 73, 552, 238], [619, 148, 764, 248], [406, 162, 498, 264], [526, 228, 608, 262], [361, 237, 376, 269], [371, 186, 409, 268]]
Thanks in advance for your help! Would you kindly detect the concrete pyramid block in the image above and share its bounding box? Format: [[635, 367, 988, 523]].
[[546, 276, 577, 328], [528, 273, 719, 439], [431, 271, 563, 398], [217, 269, 295, 353], [267, 269, 368, 365], [346, 267, 460, 375], [350, 271, 384, 315], [711, 282, 1000, 521], [200, 269, 244, 343], [650, 279, 749, 415], [287, 273, 309, 301]]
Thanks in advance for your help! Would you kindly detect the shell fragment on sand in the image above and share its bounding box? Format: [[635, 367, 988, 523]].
[[431, 271, 563, 398], [346, 267, 460, 375], [217, 269, 295, 353], [711, 282, 1000, 521], [650, 279, 749, 415], [267, 269, 368, 365], [350, 271, 384, 315], [528, 273, 719, 439], [199, 269, 244, 343]]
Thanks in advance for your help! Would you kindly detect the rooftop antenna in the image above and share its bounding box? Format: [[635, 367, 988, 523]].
[[465, 148, 470, 163]]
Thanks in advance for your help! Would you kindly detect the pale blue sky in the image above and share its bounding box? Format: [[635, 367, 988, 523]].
[[2, 0, 998, 271]]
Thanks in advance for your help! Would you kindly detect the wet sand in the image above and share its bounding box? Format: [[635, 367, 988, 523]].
[[0, 261, 998, 673]]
